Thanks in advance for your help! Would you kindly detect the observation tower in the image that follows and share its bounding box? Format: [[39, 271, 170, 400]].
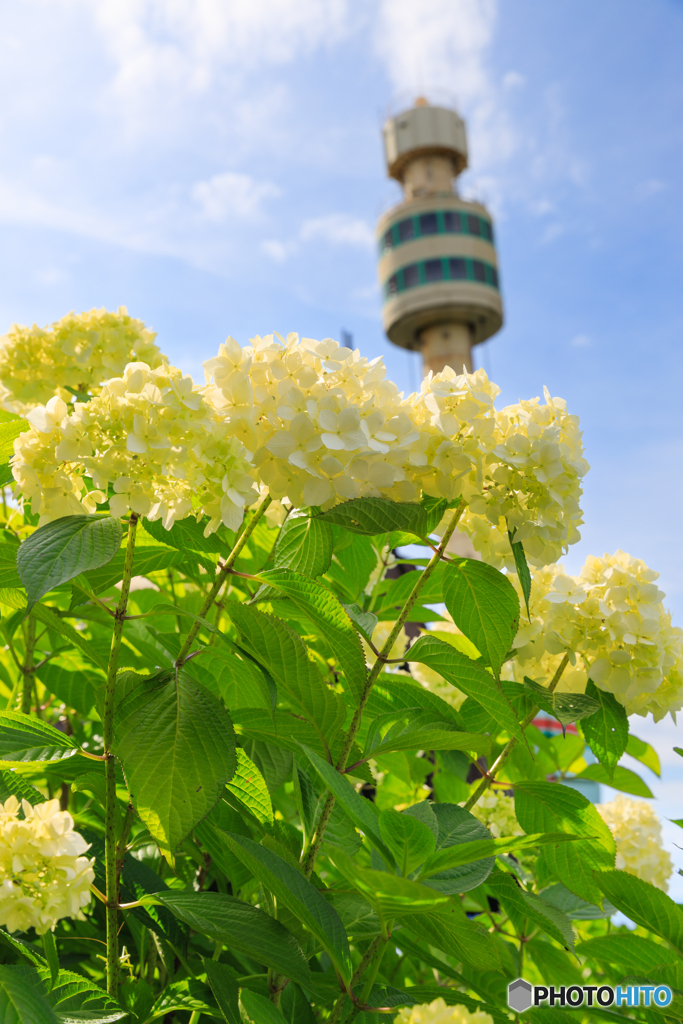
[[377, 98, 503, 376]]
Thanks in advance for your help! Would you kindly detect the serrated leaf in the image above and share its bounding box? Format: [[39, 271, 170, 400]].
[[514, 781, 615, 904], [41, 933, 58, 990], [362, 708, 490, 762], [486, 868, 575, 949], [146, 980, 217, 1022], [316, 497, 447, 539], [30, 603, 108, 671], [379, 809, 436, 876], [17, 515, 122, 609], [329, 849, 451, 920], [226, 748, 273, 825], [0, 928, 47, 967], [523, 677, 600, 730], [36, 654, 99, 716], [113, 675, 237, 863], [425, 803, 494, 895], [0, 966, 59, 1024], [155, 891, 312, 988], [40, 967, 126, 1022], [539, 883, 615, 920], [403, 907, 502, 973], [256, 569, 367, 705], [578, 679, 629, 780], [228, 605, 345, 754], [0, 770, 44, 804], [292, 761, 318, 850], [223, 831, 352, 982], [575, 763, 653, 797], [85, 527, 184, 593], [273, 511, 333, 577], [626, 734, 661, 777], [0, 711, 78, 767], [594, 869, 683, 954], [341, 602, 377, 644], [575, 934, 680, 973], [299, 743, 394, 866], [442, 558, 519, 675], [508, 528, 531, 617], [421, 832, 587, 877], [240, 989, 287, 1024], [202, 960, 240, 1024], [407, 636, 526, 746]]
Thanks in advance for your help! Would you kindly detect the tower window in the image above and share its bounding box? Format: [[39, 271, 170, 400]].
[[481, 220, 493, 241], [419, 212, 438, 235], [398, 219, 415, 242], [424, 259, 443, 282], [383, 229, 393, 251], [403, 264, 420, 288], [443, 211, 462, 233], [467, 215, 481, 236], [388, 273, 399, 295], [473, 260, 486, 282], [448, 258, 467, 279], [490, 266, 499, 287]]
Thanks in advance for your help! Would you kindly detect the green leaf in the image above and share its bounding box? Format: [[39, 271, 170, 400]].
[[36, 654, 99, 716], [292, 761, 319, 851], [113, 676, 237, 862], [227, 748, 273, 825], [146, 979, 217, 1022], [594, 869, 683, 954], [407, 636, 527, 746], [40, 967, 126, 1022], [202, 960, 240, 1024], [0, 770, 44, 805], [85, 524, 184, 593], [273, 511, 333, 577], [485, 868, 576, 949], [403, 907, 502, 973], [539, 883, 616, 921], [442, 558, 519, 675], [508, 528, 531, 617], [575, 763, 653, 797], [523, 677, 600, 730], [41, 933, 58, 991], [0, 418, 28, 487], [17, 515, 122, 609], [362, 709, 490, 762], [575, 934, 680, 972], [255, 569, 367, 705], [316, 497, 447, 540], [330, 850, 451, 920], [240, 990, 286, 1024], [223, 832, 352, 982], [0, 929, 47, 967], [425, 803, 494, 895], [0, 966, 59, 1024], [421, 832, 587, 877], [580, 679, 629, 779], [30, 603, 108, 671], [626, 734, 661, 777], [379, 809, 436, 876], [0, 711, 78, 767], [514, 781, 616, 904], [340, 602, 377, 644], [155, 891, 312, 987], [142, 514, 226, 561], [299, 744, 394, 866], [228, 605, 345, 753]]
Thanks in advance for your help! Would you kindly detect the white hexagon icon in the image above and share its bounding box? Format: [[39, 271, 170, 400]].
[[508, 979, 533, 1012]]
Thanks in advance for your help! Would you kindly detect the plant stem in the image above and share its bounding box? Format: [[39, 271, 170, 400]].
[[463, 653, 571, 812], [302, 502, 466, 878], [103, 514, 139, 997], [343, 936, 389, 1024], [115, 802, 136, 898], [20, 613, 36, 714], [174, 495, 272, 668]]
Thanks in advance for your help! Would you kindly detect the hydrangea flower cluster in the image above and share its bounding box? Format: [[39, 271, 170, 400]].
[[467, 788, 523, 839], [0, 796, 94, 934], [0, 307, 164, 413], [596, 795, 672, 891], [396, 999, 493, 1024], [12, 363, 257, 532], [505, 551, 683, 720]]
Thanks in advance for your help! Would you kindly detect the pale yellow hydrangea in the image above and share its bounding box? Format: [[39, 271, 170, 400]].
[[597, 795, 672, 891], [0, 796, 94, 934], [396, 998, 493, 1024], [0, 307, 165, 413], [362, 620, 409, 667], [12, 362, 257, 532], [203, 332, 425, 509], [468, 789, 523, 839], [504, 552, 683, 720]]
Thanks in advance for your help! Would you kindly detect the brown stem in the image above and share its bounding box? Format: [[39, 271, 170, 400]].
[[463, 653, 571, 812], [173, 494, 272, 668]]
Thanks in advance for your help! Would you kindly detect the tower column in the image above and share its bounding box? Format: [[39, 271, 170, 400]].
[[419, 322, 473, 376]]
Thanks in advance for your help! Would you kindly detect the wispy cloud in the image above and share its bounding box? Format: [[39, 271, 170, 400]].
[[300, 214, 374, 248], [192, 173, 280, 222]]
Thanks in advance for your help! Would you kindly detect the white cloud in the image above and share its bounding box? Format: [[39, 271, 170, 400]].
[[502, 71, 525, 90], [571, 333, 591, 347], [300, 213, 374, 248], [261, 239, 293, 263], [192, 172, 280, 222], [637, 178, 667, 198]]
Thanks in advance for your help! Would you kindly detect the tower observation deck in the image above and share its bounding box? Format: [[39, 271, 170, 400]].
[[377, 98, 503, 376]]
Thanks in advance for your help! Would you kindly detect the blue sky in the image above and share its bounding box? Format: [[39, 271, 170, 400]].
[[1, 0, 682, 889]]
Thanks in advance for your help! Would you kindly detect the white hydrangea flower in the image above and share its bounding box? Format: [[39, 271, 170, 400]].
[[0, 796, 95, 934], [504, 553, 683, 721], [12, 362, 257, 532], [597, 795, 672, 891], [396, 998, 493, 1024], [468, 789, 523, 839], [0, 307, 165, 413]]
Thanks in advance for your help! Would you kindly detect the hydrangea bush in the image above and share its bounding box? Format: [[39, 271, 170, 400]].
[[0, 310, 680, 1024]]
